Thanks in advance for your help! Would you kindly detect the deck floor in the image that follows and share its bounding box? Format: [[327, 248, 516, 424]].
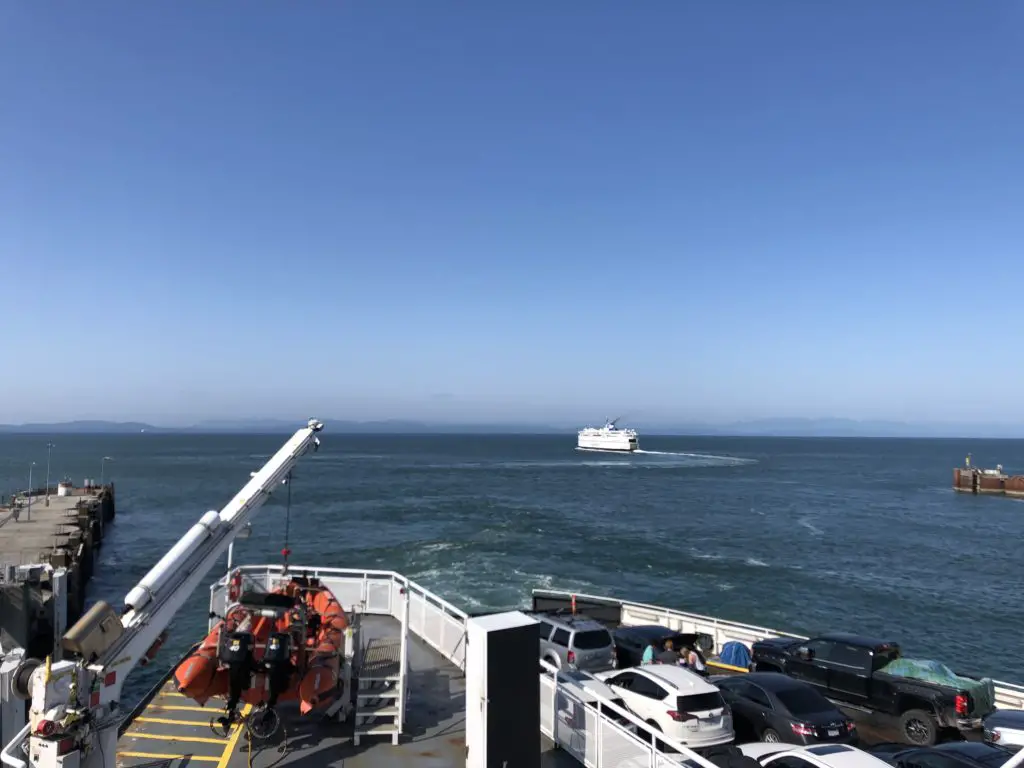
[[117, 615, 471, 768]]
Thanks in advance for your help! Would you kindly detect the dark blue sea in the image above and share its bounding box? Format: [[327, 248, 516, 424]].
[[2, 433, 1022, 702]]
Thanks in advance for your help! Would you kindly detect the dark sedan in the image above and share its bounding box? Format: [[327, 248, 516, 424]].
[[612, 624, 701, 668], [869, 741, 1017, 768], [712, 671, 857, 745]]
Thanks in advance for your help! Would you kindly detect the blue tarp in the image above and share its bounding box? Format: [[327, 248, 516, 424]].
[[720, 641, 751, 669]]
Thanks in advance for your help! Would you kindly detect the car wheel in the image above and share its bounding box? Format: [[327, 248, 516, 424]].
[[900, 709, 937, 746], [761, 728, 782, 743]]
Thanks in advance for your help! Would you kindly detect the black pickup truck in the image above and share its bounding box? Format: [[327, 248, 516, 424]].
[[750, 632, 996, 747]]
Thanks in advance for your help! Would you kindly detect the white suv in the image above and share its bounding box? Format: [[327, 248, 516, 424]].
[[596, 665, 734, 747], [738, 743, 895, 768]]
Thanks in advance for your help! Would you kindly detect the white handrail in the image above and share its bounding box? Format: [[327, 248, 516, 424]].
[[211, 565, 468, 620], [0, 723, 28, 768], [534, 588, 804, 638]]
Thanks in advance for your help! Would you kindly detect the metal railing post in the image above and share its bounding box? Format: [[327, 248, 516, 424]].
[[399, 584, 410, 737]]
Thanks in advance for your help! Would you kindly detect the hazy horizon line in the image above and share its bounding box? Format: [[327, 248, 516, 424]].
[[1, 416, 1023, 439]]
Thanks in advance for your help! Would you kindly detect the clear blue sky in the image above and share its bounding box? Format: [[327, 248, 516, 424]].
[[2, 2, 1022, 426]]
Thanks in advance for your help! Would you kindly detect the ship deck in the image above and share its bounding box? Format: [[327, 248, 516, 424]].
[[117, 615, 474, 768], [114, 615, 966, 768]]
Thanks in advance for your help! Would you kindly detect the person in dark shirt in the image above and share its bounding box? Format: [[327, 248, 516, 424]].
[[656, 638, 680, 664]]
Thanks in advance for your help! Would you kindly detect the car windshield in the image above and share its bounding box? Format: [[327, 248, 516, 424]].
[[775, 686, 832, 715], [677, 692, 725, 713], [573, 629, 612, 649]]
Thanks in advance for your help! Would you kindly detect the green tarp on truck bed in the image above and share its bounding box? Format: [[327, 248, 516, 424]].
[[879, 658, 995, 715]]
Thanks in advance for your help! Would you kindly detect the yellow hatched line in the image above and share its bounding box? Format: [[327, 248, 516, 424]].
[[216, 703, 252, 768], [117, 751, 219, 762], [126, 732, 227, 746], [135, 716, 225, 727]]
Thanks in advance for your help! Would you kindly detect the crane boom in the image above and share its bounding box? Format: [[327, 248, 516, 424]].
[[1, 418, 325, 768]]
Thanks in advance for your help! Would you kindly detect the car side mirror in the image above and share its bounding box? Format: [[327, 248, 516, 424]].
[[797, 646, 814, 660]]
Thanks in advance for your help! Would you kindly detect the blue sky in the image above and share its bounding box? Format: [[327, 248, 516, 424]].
[[1, 2, 1022, 425]]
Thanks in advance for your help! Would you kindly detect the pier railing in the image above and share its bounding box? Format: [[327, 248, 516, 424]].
[[533, 589, 1024, 711]]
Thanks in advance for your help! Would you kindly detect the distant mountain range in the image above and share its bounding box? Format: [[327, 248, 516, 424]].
[[1, 417, 1023, 438]]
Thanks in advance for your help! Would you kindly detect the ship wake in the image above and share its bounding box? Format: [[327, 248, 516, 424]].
[[633, 449, 756, 466]]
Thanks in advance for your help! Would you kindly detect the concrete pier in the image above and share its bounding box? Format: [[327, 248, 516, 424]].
[[0, 483, 116, 658]]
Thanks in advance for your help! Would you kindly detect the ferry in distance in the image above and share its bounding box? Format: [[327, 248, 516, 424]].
[[577, 417, 640, 453]]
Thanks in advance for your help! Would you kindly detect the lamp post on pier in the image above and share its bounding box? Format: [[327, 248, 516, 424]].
[[101, 456, 113, 485], [45, 442, 54, 506], [28, 461, 36, 522]]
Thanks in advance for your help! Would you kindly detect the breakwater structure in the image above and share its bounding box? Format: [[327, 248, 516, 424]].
[[953, 455, 1024, 497], [0, 480, 116, 657]]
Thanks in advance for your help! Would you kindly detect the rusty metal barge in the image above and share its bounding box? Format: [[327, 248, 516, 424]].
[[953, 455, 1024, 497]]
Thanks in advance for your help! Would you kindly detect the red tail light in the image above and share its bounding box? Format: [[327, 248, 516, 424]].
[[567, 650, 575, 665], [955, 694, 968, 716], [667, 710, 697, 722], [791, 722, 815, 736]]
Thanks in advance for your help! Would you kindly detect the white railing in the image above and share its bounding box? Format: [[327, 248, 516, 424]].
[[534, 589, 1024, 711], [540, 659, 723, 768], [208, 566, 469, 670]]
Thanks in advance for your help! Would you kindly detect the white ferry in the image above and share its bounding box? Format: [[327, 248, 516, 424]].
[[577, 417, 640, 452]]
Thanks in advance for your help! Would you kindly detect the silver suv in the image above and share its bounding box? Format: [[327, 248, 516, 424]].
[[531, 611, 617, 672]]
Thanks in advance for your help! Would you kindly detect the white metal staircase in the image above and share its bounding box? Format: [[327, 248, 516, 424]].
[[353, 637, 405, 745]]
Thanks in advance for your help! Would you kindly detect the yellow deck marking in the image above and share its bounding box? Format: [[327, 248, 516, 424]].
[[117, 751, 219, 762], [135, 716, 223, 727], [126, 732, 228, 746], [707, 660, 750, 673], [215, 703, 252, 768], [159, 690, 187, 697], [148, 704, 215, 712]]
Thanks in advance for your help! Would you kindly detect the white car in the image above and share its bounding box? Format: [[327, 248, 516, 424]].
[[985, 710, 1024, 753], [737, 742, 895, 768], [596, 664, 734, 747]]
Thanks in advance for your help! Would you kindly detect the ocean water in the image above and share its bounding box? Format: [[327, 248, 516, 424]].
[[2, 432, 1021, 702]]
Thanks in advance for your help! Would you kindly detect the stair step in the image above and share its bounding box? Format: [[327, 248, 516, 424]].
[[357, 689, 400, 700], [355, 723, 399, 736], [359, 676, 401, 684], [356, 705, 399, 718]]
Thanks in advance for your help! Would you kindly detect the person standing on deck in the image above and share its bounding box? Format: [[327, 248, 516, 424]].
[[656, 639, 679, 664], [641, 641, 656, 665], [683, 645, 708, 676]]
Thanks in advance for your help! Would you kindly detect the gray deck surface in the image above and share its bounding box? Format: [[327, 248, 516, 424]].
[[116, 614, 502, 768]]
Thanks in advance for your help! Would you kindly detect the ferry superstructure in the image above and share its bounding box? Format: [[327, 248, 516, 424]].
[[577, 417, 640, 452]]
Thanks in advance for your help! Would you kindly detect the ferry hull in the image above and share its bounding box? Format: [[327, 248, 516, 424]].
[[577, 436, 639, 452]]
